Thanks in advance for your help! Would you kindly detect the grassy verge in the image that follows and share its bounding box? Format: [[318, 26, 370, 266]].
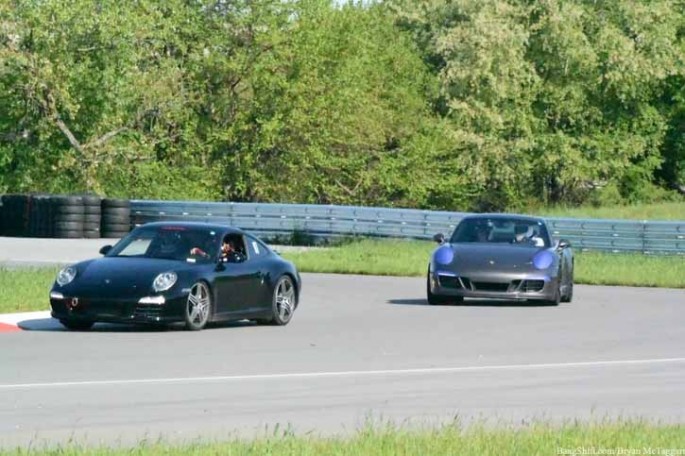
[[534, 200, 685, 221], [282, 239, 685, 288], [2, 421, 684, 455], [1, 240, 682, 314], [0, 267, 59, 314]]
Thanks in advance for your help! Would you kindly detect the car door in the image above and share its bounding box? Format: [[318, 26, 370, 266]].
[[244, 235, 272, 309], [214, 236, 262, 314]]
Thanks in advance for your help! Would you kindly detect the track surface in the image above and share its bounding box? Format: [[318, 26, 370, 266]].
[[1, 272, 684, 448]]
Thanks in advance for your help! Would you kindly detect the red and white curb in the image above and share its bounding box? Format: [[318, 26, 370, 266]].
[[0, 311, 55, 332]]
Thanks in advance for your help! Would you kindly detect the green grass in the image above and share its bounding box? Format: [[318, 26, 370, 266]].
[[535, 201, 685, 221], [0, 267, 59, 314], [282, 239, 685, 288], [2, 421, 684, 455], [1, 240, 682, 315]]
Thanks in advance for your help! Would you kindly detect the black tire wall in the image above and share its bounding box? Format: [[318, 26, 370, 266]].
[[101, 198, 131, 238], [51, 195, 85, 239], [1, 194, 31, 237]]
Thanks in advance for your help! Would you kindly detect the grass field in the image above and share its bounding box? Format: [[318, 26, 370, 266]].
[[1, 240, 683, 315], [2, 421, 683, 455], [535, 201, 685, 220], [282, 239, 685, 288]]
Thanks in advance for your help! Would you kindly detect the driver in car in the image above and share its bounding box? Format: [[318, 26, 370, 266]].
[[220, 238, 246, 263], [513, 224, 544, 247]]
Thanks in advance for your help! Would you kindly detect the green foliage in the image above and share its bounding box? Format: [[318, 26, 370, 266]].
[[390, 0, 685, 210], [1, 0, 684, 209]]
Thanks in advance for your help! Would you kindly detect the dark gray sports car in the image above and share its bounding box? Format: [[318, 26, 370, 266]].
[[427, 214, 573, 305]]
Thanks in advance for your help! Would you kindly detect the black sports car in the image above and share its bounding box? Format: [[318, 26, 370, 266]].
[[428, 214, 574, 305], [49, 222, 302, 330]]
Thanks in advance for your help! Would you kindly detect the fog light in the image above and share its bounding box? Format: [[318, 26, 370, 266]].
[[138, 296, 166, 305], [50, 291, 64, 300]]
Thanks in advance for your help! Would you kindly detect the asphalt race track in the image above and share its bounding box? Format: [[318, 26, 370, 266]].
[[1, 240, 684, 448]]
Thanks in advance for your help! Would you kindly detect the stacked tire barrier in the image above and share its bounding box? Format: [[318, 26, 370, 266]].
[[29, 194, 54, 237], [101, 198, 131, 239], [51, 195, 86, 239], [0, 193, 131, 239], [0, 194, 31, 237], [82, 194, 102, 239]]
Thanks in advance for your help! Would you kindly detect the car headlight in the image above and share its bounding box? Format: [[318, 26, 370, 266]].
[[152, 272, 177, 293], [434, 245, 454, 265], [532, 251, 555, 270], [56, 266, 77, 286]]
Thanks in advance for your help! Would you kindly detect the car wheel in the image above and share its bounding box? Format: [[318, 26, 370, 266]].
[[59, 319, 94, 331], [427, 272, 454, 305], [543, 283, 561, 306], [561, 281, 573, 303], [264, 275, 297, 326], [561, 265, 574, 303], [184, 282, 212, 331]]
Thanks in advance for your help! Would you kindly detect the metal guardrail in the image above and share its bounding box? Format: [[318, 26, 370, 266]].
[[130, 200, 685, 254]]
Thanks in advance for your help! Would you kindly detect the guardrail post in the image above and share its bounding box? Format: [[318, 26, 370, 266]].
[[641, 220, 647, 254]]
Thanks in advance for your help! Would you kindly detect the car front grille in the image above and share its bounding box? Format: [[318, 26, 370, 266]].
[[134, 305, 163, 320], [471, 281, 510, 292], [438, 275, 463, 289], [521, 280, 545, 292]]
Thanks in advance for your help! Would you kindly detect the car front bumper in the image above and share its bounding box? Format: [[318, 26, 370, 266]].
[[429, 269, 559, 302], [49, 290, 189, 325]]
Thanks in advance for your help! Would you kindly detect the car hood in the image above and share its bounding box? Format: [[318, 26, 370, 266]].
[[59, 257, 201, 298], [437, 243, 552, 272]]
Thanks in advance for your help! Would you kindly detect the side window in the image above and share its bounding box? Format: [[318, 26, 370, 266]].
[[247, 236, 267, 258], [221, 234, 248, 263]]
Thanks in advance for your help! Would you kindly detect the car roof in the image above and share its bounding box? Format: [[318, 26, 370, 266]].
[[459, 213, 547, 224], [136, 221, 246, 235]]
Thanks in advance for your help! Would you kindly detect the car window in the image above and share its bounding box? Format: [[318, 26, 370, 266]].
[[450, 218, 551, 247], [246, 236, 269, 257], [117, 237, 152, 256], [108, 226, 219, 263]]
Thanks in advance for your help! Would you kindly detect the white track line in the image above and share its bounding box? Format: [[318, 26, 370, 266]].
[[2, 357, 684, 390]]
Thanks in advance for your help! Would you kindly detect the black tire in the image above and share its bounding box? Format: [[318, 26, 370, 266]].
[[426, 271, 460, 305], [101, 222, 130, 232], [55, 221, 84, 231], [83, 222, 101, 231], [51, 195, 84, 206], [53, 205, 85, 215], [59, 319, 94, 331], [264, 275, 297, 326], [101, 230, 130, 239], [83, 230, 101, 239], [102, 206, 131, 216], [561, 260, 574, 303], [84, 205, 102, 215], [2, 194, 30, 236], [561, 278, 574, 303], [80, 194, 102, 206], [184, 282, 212, 331], [543, 283, 561, 306], [84, 214, 101, 223], [101, 214, 130, 225], [54, 213, 85, 223], [53, 229, 84, 239], [102, 198, 130, 209]]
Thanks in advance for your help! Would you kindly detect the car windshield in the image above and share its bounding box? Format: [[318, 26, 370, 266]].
[[107, 226, 220, 263], [450, 217, 551, 248]]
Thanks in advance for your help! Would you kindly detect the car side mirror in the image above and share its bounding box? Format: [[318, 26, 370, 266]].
[[99, 245, 112, 255], [557, 239, 571, 249], [433, 233, 445, 244]]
